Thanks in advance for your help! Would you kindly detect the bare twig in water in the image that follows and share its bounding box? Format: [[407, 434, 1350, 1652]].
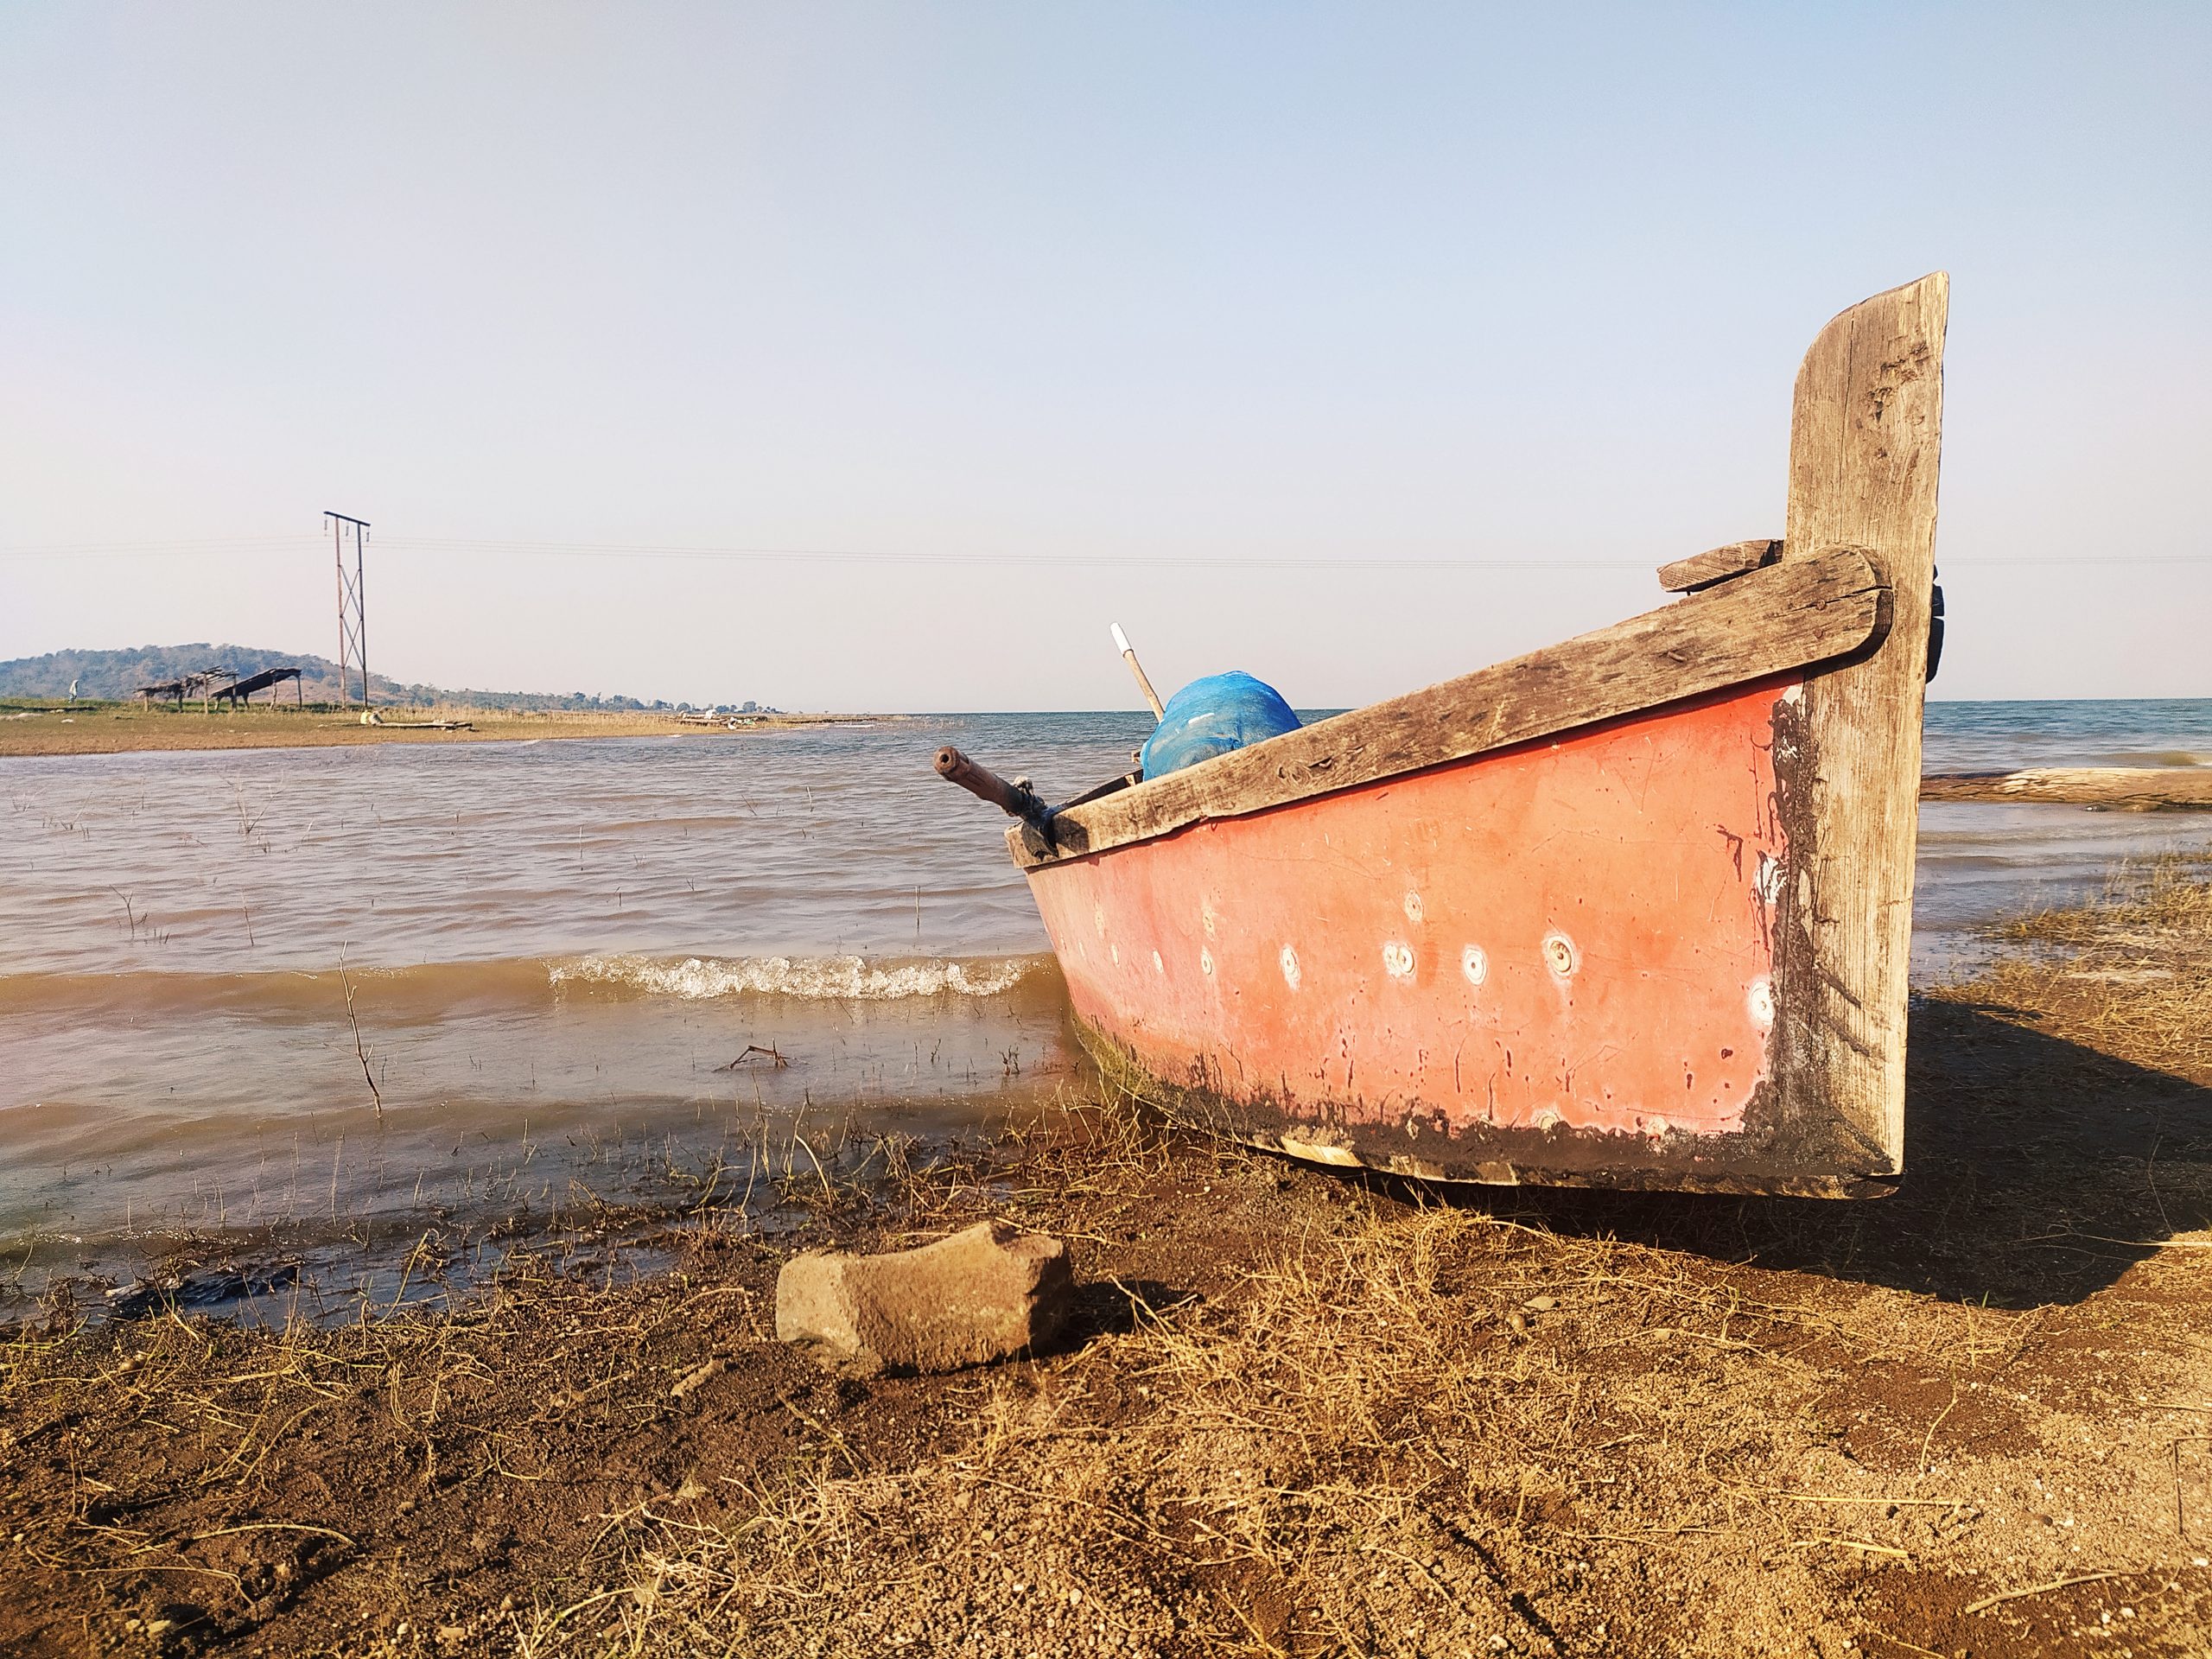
[[337, 946, 384, 1120], [231, 779, 265, 842], [723, 1044, 790, 1070]]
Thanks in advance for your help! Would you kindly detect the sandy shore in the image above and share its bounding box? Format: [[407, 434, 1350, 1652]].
[[1923, 766, 2212, 810], [4, 861, 2211, 1656], [0, 704, 889, 757]]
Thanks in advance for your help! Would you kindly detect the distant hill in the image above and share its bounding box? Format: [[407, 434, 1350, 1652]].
[[0, 645, 762, 714]]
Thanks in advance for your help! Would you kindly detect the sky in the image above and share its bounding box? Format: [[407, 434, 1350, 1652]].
[[1, 3, 2206, 711]]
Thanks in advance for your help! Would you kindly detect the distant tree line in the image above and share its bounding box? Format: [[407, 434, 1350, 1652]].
[[0, 644, 768, 714]]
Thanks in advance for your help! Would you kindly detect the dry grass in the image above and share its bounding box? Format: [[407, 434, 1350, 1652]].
[[543, 1168, 2207, 1657], [10, 1077, 2212, 1656], [1977, 851, 2212, 1080], [0, 1249, 779, 1649]]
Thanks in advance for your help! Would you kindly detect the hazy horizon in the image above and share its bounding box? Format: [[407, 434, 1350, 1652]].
[[3, 5, 2206, 712], [7, 639, 2212, 717]]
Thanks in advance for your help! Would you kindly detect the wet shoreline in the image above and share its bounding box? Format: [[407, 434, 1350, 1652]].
[[7, 707, 2212, 1323]]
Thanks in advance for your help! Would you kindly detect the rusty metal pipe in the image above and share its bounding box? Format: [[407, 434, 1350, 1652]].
[[933, 747, 1055, 842]]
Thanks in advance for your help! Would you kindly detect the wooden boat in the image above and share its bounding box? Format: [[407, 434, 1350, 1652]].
[[944, 276, 1947, 1198]]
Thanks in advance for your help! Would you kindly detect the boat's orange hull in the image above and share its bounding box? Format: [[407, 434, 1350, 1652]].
[[1023, 678, 1871, 1192]]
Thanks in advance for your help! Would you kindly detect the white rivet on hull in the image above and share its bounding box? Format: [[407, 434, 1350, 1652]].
[[1747, 976, 1775, 1027], [1542, 932, 1579, 978]]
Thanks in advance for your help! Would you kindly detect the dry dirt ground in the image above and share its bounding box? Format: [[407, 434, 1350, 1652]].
[[4, 866, 2211, 1658], [0, 707, 875, 758]]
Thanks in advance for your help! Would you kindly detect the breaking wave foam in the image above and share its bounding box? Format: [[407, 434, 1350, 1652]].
[[548, 952, 1046, 1001]]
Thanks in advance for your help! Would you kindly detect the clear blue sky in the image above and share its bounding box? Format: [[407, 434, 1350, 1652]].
[[2, 3, 2205, 709]]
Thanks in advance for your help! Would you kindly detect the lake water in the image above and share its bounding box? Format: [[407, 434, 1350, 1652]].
[[1915, 700, 2212, 965], [3, 700, 2209, 1305]]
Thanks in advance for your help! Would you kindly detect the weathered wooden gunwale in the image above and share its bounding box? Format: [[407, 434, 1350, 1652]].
[[1657, 537, 1782, 594], [1010, 543, 1889, 870]]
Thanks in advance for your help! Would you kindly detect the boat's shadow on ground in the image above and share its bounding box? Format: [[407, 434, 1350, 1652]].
[[1363, 999, 2212, 1308]]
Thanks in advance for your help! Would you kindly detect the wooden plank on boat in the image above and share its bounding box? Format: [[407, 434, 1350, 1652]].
[[1768, 272, 1948, 1173], [1014, 542, 1888, 869], [1658, 537, 1782, 593]]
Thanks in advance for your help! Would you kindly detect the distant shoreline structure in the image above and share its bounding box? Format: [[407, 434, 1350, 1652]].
[[0, 702, 896, 760], [0, 642, 775, 716]]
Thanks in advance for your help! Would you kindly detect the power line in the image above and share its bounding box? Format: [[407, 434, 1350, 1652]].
[[0, 536, 2206, 569], [0, 543, 1685, 569], [0, 537, 306, 560], [384, 541, 1658, 569]]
